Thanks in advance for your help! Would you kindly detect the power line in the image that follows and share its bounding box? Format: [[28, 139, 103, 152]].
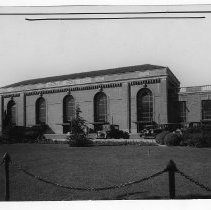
[[25, 16, 206, 21], [0, 10, 211, 15]]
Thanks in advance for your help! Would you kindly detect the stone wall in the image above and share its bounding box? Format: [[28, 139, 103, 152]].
[[0, 66, 180, 134], [179, 91, 211, 122]]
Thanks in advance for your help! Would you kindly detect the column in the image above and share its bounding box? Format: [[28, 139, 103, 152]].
[[0, 96, 4, 134], [121, 82, 131, 132], [130, 85, 137, 134], [19, 93, 26, 126], [160, 77, 168, 124]]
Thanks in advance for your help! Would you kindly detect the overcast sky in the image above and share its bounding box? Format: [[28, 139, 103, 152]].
[[0, 1, 211, 88]]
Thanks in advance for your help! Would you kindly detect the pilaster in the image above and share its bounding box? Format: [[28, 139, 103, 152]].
[[0, 96, 4, 134]]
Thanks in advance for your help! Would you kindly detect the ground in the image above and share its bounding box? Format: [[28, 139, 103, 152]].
[[0, 144, 210, 201]]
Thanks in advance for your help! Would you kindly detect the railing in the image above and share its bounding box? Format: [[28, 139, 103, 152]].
[[1, 152, 210, 201]]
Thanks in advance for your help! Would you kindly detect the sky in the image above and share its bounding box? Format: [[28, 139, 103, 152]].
[[0, 1, 211, 88]]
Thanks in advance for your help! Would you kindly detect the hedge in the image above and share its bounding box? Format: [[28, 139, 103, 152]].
[[67, 134, 93, 147], [164, 133, 181, 146], [155, 130, 170, 145]]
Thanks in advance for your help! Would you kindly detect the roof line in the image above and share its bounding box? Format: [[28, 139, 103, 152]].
[[2, 64, 166, 88]]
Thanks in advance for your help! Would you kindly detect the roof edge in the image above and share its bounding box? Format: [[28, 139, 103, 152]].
[[1, 64, 166, 89]]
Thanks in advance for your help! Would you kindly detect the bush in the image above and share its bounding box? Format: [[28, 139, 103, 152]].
[[184, 127, 202, 134], [0, 135, 10, 144], [1, 123, 50, 144], [89, 128, 95, 133], [155, 130, 170, 145], [164, 133, 181, 146], [203, 132, 211, 147], [68, 134, 93, 147], [122, 131, 130, 139], [106, 129, 129, 139], [2, 126, 34, 143], [181, 128, 211, 148], [183, 132, 211, 148], [185, 133, 206, 147], [98, 132, 106, 139]]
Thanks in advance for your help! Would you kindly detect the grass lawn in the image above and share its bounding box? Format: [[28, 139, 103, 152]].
[[0, 143, 210, 201]]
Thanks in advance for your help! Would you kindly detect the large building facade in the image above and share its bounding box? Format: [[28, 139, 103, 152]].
[[0, 64, 210, 135]]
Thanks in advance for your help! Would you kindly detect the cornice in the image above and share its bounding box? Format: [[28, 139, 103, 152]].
[[25, 82, 122, 96], [2, 93, 20, 98], [130, 78, 161, 86], [1, 78, 161, 98]]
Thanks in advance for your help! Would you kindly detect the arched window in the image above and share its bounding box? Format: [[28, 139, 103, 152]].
[[36, 97, 46, 124], [94, 92, 107, 123], [137, 88, 153, 131], [7, 100, 16, 125], [202, 100, 211, 120], [63, 95, 75, 122]]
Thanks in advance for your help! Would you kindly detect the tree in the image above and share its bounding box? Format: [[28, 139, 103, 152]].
[[71, 104, 86, 135], [68, 104, 92, 147]]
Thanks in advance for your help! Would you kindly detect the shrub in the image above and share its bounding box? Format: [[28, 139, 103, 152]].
[[201, 127, 211, 147], [67, 104, 92, 147], [106, 129, 129, 139], [0, 135, 10, 144], [203, 132, 211, 147], [181, 128, 211, 148], [183, 132, 211, 148], [2, 126, 30, 143], [185, 133, 206, 147], [89, 128, 95, 133], [155, 130, 170, 145], [68, 134, 93, 147], [122, 131, 130, 139], [184, 127, 202, 134], [164, 133, 181, 146], [98, 132, 106, 139], [1, 123, 50, 144]]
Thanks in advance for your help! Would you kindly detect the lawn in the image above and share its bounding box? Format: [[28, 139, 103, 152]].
[[0, 144, 210, 201]]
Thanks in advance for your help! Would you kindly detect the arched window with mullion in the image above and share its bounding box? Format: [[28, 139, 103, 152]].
[[63, 95, 75, 123], [94, 92, 107, 123], [7, 100, 16, 126], [137, 88, 153, 123], [202, 100, 211, 120], [36, 97, 46, 124]]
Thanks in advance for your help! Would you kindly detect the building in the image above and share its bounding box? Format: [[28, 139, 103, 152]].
[[0, 64, 210, 137], [179, 85, 211, 125]]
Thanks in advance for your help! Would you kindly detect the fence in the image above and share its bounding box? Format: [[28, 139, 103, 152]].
[[0, 152, 211, 201]]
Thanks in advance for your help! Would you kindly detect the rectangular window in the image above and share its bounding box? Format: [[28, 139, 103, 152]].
[[202, 100, 211, 120], [179, 101, 186, 123]]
